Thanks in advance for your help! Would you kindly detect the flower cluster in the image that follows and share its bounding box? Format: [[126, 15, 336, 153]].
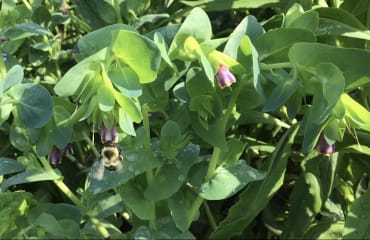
[[48, 143, 74, 165]]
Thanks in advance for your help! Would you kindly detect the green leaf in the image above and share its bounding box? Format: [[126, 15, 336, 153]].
[[74, 24, 135, 61], [2, 22, 52, 40], [35, 213, 65, 238], [180, 0, 281, 11], [341, 93, 370, 131], [7, 83, 52, 128], [87, 150, 162, 194], [289, 43, 370, 90], [255, 28, 316, 62], [28, 203, 81, 224], [114, 90, 142, 123], [97, 80, 115, 112], [0, 192, 32, 237], [0, 104, 13, 125], [0, 157, 24, 176], [109, 65, 142, 98], [159, 120, 189, 159], [342, 187, 370, 239], [238, 36, 263, 100], [263, 77, 299, 112], [285, 4, 319, 31], [199, 160, 265, 200], [118, 181, 152, 220], [0, 64, 23, 96], [224, 15, 264, 59], [2, 169, 61, 190], [111, 30, 161, 84], [167, 188, 197, 232], [144, 143, 199, 201], [210, 125, 298, 239], [118, 109, 136, 136], [169, 7, 212, 60], [54, 48, 107, 96]]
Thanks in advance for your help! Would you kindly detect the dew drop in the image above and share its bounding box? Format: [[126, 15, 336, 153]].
[[178, 175, 185, 182]]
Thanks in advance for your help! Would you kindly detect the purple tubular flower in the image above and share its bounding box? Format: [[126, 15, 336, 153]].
[[64, 143, 74, 156], [48, 146, 63, 165], [316, 134, 335, 155], [100, 124, 118, 144], [216, 64, 236, 89], [60, 2, 68, 15]]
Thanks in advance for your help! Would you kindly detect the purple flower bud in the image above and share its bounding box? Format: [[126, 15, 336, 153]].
[[60, 2, 68, 15], [100, 124, 118, 144], [216, 64, 236, 89], [63, 143, 74, 156], [48, 146, 63, 165], [316, 134, 335, 155]]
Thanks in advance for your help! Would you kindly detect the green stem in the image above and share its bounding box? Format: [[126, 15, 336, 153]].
[[188, 78, 246, 230], [21, 0, 32, 11], [0, 52, 6, 79], [113, 0, 123, 23], [39, 156, 111, 238], [142, 105, 157, 230], [0, 98, 17, 107], [259, 62, 293, 71], [203, 201, 217, 231]]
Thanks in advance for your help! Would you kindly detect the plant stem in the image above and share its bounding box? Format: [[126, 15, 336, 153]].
[[113, 0, 123, 23], [259, 62, 293, 71], [142, 105, 157, 230], [203, 201, 217, 231], [39, 156, 110, 238], [188, 78, 246, 230], [0, 53, 6, 79]]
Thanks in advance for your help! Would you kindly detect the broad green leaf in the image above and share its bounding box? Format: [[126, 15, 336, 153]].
[[317, 18, 370, 40], [7, 83, 52, 128], [2, 169, 60, 190], [239, 36, 263, 99], [285, 4, 319, 31], [304, 221, 344, 239], [133, 13, 170, 29], [144, 143, 199, 200], [59, 219, 80, 239], [97, 80, 115, 112], [75, 24, 135, 61], [0, 104, 12, 125], [289, 43, 370, 90], [0, 192, 32, 237], [28, 203, 81, 224], [342, 187, 370, 239], [0, 64, 23, 96], [118, 181, 152, 220], [167, 188, 197, 232], [2, 22, 52, 40], [188, 94, 227, 151], [87, 150, 162, 194], [185, 67, 214, 98], [341, 93, 370, 131], [111, 30, 161, 84], [181, 0, 280, 11], [135, 217, 195, 239], [282, 153, 338, 238], [114, 90, 142, 123], [159, 120, 190, 159], [263, 77, 298, 112], [35, 213, 65, 239], [118, 109, 136, 136], [210, 125, 298, 239], [153, 32, 177, 71], [224, 15, 264, 59], [255, 28, 316, 62], [0, 157, 24, 175], [110, 65, 142, 98], [199, 160, 265, 200], [169, 7, 212, 60], [54, 48, 107, 96]]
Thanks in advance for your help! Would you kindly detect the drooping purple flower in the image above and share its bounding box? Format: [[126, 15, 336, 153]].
[[60, 1, 68, 15], [316, 134, 335, 155], [216, 64, 236, 89], [48, 146, 63, 165], [63, 143, 74, 156], [100, 124, 118, 144]]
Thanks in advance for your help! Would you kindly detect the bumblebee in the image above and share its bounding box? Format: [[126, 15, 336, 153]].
[[101, 141, 123, 171]]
